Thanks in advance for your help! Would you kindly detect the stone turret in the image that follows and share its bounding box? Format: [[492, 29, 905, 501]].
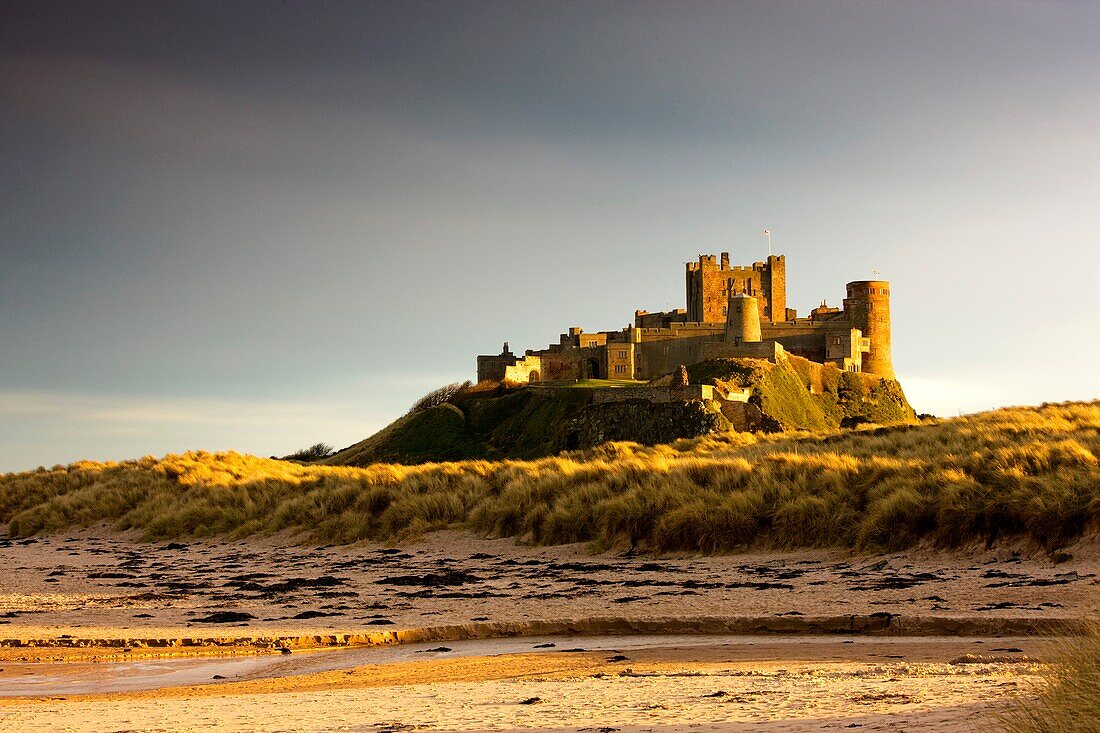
[[725, 293, 761, 344], [843, 280, 894, 378]]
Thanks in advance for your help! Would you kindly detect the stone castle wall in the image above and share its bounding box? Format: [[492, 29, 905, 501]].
[[476, 252, 896, 383], [592, 384, 715, 404]]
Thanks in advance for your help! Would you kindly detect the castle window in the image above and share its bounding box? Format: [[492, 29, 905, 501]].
[[722, 306, 727, 316]]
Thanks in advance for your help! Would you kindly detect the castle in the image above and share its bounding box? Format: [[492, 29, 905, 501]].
[[477, 253, 894, 385]]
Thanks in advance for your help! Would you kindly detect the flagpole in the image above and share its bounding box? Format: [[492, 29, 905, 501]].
[[764, 229, 772, 257]]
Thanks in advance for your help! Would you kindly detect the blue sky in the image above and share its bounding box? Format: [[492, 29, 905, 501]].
[[2, 1, 1098, 471]]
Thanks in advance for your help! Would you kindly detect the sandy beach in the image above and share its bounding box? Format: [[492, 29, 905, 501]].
[[0, 528, 1094, 730], [0, 639, 1050, 732]]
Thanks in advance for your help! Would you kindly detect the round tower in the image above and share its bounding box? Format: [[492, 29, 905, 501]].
[[725, 293, 761, 344], [843, 280, 894, 378]]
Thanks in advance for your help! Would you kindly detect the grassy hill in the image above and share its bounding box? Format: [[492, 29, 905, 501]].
[[328, 357, 915, 466], [326, 403, 489, 465], [2, 401, 1096, 554], [327, 383, 729, 467]]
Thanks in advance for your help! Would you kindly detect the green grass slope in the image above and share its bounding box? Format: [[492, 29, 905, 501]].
[[326, 403, 488, 466], [689, 356, 916, 431], [327, 388, 599, 467], [328, 383, 729, 467], [463, 387, 594, 458]]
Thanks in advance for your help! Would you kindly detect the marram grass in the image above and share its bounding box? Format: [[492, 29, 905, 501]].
[[1, 401, 1097, 553], [999, 622, 1100, 733]]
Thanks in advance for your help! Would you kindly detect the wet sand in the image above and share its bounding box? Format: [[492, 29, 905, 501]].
[[0, 636, 1049, 732], [0, 634, 1046, 697]]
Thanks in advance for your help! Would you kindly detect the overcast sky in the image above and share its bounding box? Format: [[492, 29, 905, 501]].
[[2, 1, 1098, 471]]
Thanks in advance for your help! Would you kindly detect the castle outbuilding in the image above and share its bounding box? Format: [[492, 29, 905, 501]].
[[477, 252, 895, 384]]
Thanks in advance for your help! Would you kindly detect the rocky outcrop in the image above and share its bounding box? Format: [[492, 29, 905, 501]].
[[567, 399, 730, 450]]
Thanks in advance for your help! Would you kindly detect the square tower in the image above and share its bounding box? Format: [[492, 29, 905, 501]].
[[685, 253, 787, 324]]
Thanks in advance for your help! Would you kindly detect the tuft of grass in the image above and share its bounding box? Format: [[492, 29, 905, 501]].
[[1000, 623, 1100, 733], [407, 381, 472, 415], [1, 401, 1098, 554], [282, 443, 335, 462]]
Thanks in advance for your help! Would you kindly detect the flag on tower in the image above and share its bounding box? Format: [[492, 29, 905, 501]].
[[763, 229, 770, 236]]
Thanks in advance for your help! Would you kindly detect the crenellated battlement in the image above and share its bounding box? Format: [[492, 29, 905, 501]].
[[685, 252, 785, 273]]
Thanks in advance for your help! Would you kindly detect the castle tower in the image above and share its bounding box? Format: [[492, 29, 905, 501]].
[[843, 280, 894, 378], [686, 253, 787, 324], [725, 293, 761, 344], [765, 254, 786, 323]]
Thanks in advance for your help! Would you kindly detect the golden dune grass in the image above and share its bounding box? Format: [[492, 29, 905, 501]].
[[1, 401, 1097, 553], [1000, 623, 1100, 733]]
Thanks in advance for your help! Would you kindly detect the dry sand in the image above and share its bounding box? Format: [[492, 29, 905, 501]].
[[1, 528, 1096, 731]]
